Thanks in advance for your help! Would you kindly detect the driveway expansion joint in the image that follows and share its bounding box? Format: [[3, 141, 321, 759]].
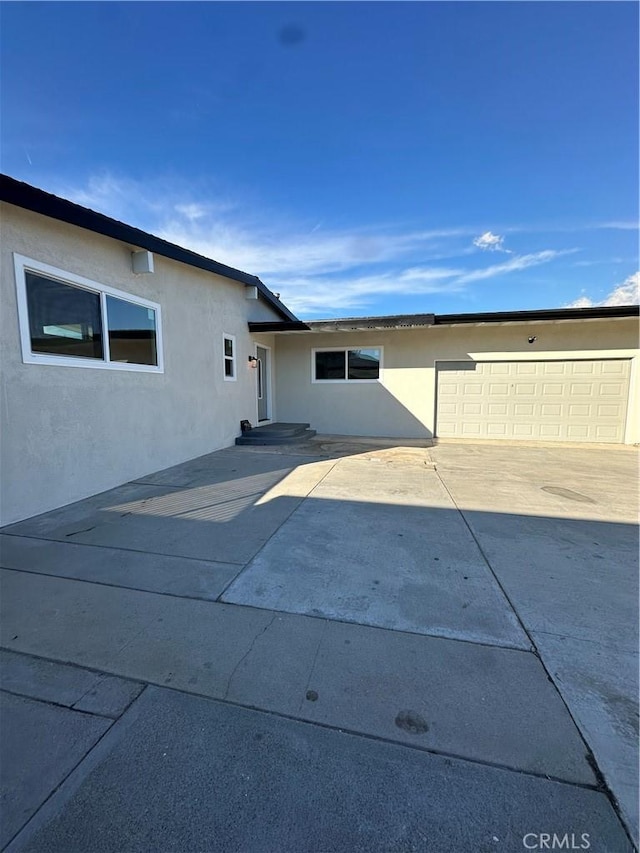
[[1, 685, 149, 853], [0, 687, 114, 721]]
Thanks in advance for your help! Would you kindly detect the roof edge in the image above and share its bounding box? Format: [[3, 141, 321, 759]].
[[251, 305, 639, 334], [433, 305, 639, 324], [0, 174, 298, 323]]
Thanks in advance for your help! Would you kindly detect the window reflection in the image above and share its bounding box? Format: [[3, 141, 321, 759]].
[[26, 273, 103, 359], [106, 296, 157, 366], [348, 348, 380, 379]]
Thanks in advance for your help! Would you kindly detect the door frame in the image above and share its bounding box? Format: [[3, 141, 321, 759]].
[[254, 342, 273, 424]]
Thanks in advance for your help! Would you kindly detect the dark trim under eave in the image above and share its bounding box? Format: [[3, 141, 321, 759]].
[[434, 305, 639, 324], [250, 321, 312, 332], [0, 174, 298, 323]]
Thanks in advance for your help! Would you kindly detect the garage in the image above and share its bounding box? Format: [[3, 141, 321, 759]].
[[435, 359, 631, 443]]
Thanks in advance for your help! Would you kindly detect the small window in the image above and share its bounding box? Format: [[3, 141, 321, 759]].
[[14, 255, 163, 372], [313, 347, 382, 382], [223, 334, 236, 380]]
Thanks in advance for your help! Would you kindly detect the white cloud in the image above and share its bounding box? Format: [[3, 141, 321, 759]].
[[46, 172, 587, 317], [565, 272, 640, 308], [174, 203, 208, 222], [276, 270, 466, 316], [473, 231, 508, 252], [595, 221, 640, 231], [456, 250, 575, 285], [603, 272, 640, 305], [53, 173, 487, 279], [274, 255, 570, 316], [565, 295, 594, 308]]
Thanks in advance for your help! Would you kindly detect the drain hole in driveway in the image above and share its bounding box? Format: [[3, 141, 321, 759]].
[[541, 486, 596, 503]]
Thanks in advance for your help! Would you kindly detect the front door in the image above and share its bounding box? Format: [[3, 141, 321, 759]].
[[256, 345, 269, 422]]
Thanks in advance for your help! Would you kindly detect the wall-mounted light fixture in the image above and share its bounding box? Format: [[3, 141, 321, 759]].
[[248, 356, 258, 368], [528, 336, 537, 344]]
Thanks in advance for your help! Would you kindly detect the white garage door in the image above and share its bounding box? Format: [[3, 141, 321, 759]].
[[436, 360, 631, 443]]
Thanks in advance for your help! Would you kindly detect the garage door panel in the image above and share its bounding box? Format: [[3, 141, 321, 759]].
[[436, 360, 630, 443], [572, 362, 595, 374], [568, 403, 590, 416], [568, 382, 593, 395], [488, 403, 508, 415], [602, 361, 627, 374], [513, 424, 534, 436], [601, 383, 625, 396], [540, 424, 561, 438], [540, 403, 561, 416]]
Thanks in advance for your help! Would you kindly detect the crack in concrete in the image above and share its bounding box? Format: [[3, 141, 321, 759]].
[[70, 674, 107, 711], [64, 526, 97, 538], [298, 621, 327, 714], [222, 613, 279, 700]]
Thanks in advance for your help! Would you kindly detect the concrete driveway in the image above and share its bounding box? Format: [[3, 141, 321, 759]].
[[0, 437, 637, 852]]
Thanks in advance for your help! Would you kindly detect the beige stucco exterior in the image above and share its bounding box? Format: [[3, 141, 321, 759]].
[[0, 203, 280, 525], [274, 320, 640, 443]]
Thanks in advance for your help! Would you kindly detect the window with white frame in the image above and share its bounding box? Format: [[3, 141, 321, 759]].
[[313, 347, 382, 382], [223, 334, 236, 380], [14, 255, 162, 372]]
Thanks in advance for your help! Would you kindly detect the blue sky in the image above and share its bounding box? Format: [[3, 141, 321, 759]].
[[2, 2, 638, 318]]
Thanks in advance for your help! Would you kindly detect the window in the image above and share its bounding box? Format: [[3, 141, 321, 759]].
[[313, 347, 382, 382], [14, 255, 162, 372], [223, 334, 236, 380]]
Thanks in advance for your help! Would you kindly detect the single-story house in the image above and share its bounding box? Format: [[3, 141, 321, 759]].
[[1, 175, 638, 526]]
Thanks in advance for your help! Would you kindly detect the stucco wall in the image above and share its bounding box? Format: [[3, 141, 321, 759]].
[[274, 321, 640, 443], [0, 203, 281, 525]]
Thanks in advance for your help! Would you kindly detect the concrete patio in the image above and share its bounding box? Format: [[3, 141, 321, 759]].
[[0, 437, 637, 852]]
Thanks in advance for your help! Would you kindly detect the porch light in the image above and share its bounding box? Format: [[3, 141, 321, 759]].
[[248, 356, 258, 368]]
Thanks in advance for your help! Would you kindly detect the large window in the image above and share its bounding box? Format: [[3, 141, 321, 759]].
[[313, 347, 382, 382], [14, 255, 163, 372]]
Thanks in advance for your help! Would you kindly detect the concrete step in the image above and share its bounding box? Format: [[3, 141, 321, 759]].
[[248, 422, 311, 437], [235, 422, 316, 446]]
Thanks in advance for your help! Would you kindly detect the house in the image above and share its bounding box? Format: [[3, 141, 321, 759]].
[[256, 308, 639, 444], [1, 175, 638, 526], [0, 176, 291, 526]]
